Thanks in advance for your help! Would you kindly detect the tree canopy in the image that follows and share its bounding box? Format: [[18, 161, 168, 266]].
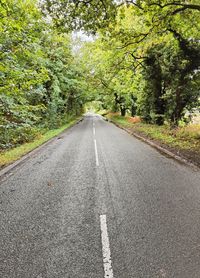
[[64, 0, 200, 125]]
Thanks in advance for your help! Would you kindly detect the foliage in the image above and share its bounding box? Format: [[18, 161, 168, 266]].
[[0, 0, 86, 150], [72, 0, 200, 126], [42, 0, 117, 32]]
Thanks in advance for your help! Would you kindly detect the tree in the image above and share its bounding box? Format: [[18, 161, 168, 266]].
[[0, 0, 87, 149], [70, 0, 200, 124]]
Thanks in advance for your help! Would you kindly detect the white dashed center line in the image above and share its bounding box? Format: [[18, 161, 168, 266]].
[[94, 139, 99, 166], [100, 215, 114, 278]]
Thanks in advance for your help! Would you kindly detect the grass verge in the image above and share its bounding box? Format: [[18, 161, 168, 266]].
[[0, 117, 81, 169], [106, 112, 200, 166]]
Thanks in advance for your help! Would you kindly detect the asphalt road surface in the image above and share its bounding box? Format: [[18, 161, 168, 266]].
[[1, 113, 200, 278]]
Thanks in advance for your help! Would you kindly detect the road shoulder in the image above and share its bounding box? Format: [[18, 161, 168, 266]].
[[0, 117, 83, 179], [105, 116, 200, 170]]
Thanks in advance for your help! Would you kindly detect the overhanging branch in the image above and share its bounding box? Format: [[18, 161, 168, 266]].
[[149, 2, 200, 12]]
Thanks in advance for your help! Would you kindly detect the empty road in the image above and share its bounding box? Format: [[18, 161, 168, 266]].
[[0, 113, 200, 278]]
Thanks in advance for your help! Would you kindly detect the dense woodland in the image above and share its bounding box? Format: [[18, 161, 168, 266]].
[[0, 0, 200, 150]]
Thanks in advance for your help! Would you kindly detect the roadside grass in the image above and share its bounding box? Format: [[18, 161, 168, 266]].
[[106, 113, 200, 152], [97, 109, 111, 117], [106, 113, 132, 127], [0, 117, 80, 168]]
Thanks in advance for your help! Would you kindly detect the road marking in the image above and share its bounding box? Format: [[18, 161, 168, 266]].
[[94, 139, 99, 166], [100, 215, 114, 278], [93, 126, 96, 136]]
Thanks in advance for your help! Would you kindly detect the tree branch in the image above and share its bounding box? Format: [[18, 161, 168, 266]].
[[116, 32, 150, 49], [171, 5, 200, 15], [125, 0, 143, 10], [116, 0, 143, 10], [149, 2, 200, 12]]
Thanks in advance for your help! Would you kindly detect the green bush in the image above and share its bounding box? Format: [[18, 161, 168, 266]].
[[0, 123, 41, 150]]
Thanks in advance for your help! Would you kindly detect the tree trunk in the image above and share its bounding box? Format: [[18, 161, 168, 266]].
[[120, 106, 126, 116], [131, 94, 137, 117], [131, 105, 136, 117], [170, 89, 184, 126], [113, 93, 119, 112]]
